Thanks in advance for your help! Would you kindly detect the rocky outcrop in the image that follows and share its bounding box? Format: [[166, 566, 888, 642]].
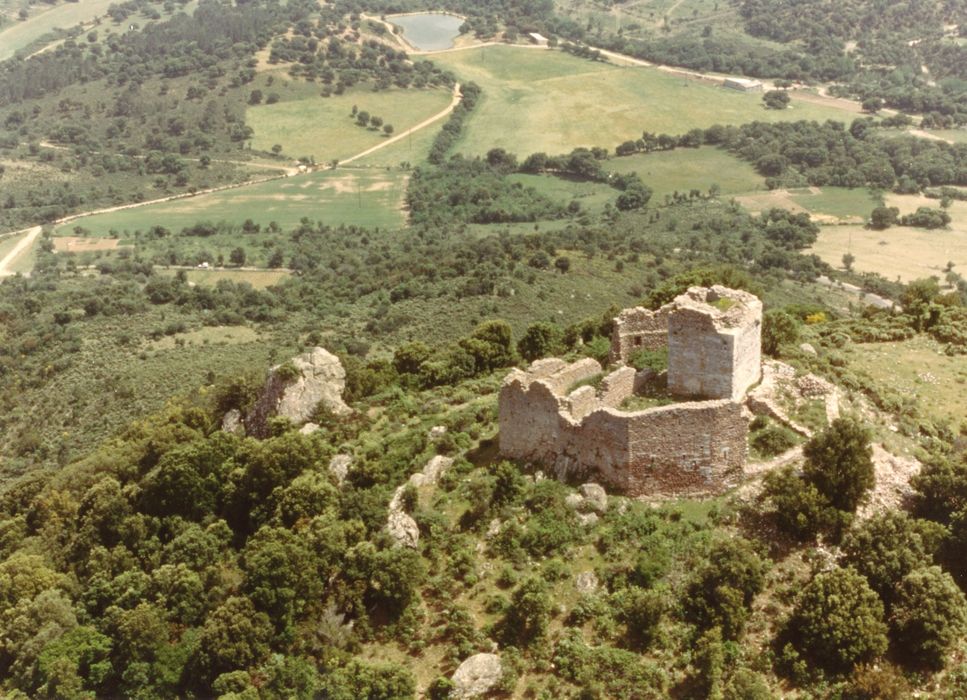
[[221, 409, 244, 434], [450, 653, 503, 699], [245, 347, 350, 438], [328, 454, 352, 485], [386, 455, 455, 548]]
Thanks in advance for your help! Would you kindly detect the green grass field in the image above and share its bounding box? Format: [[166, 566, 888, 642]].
[[429, 45, 860, 156], [609, 147, 765, 201], [506, 173, 616, 214], [54, 169, 409, 237], [0, 0, 119, 60], [789, 187, 882, 219], [246, 87, 452, 163]]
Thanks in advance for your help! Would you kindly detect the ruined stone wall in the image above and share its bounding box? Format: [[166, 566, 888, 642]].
[[610, 307, 671, 363], [499, 361, 749, 497], [625, 400, 747, 496]]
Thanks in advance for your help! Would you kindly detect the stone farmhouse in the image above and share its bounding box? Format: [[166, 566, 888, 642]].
[[498, 286, 763, 497]]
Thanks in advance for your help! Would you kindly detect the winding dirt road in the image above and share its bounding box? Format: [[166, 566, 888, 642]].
[[0, 226, 41, 277]]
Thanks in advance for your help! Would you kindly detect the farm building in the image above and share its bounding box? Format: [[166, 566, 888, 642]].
[[528, 32, 549, 46], [723, 77, 763, 92]]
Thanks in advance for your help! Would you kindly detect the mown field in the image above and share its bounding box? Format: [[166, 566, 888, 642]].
[[54, 168, 409, 238], [429, 45, 860, 156], [246, 86, 453, 163], [808, 196, 967, 281]]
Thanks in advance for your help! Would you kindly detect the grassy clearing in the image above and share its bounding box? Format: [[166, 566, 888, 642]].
[[506, 173, 616, 214], [808, 197, 967, 281], [429, 45, 860, 156], [609, 147, 765, 202], [147, 325, 261, 351], [246, 87, 452, 162], [54, 169, 409, 237], [923, 129, 967, 144], [157, 268, 291, 289], [788, 187, 882, 220], [846, 335, 967, 426]]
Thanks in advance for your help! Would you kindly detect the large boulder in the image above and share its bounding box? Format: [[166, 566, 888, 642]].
[[450, 653, 503, 699], [246, 347, 350, 438]]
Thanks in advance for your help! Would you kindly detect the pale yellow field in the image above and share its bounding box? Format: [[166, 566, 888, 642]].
[[808, 196, 967, 281]]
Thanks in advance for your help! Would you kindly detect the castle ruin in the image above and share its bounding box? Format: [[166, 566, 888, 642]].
[[499, 286, 763, 497]]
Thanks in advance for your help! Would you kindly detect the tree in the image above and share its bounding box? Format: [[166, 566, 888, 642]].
[[788, 567, 888, 673], [383, 124, 394, 136], [356, 111, 370, 127], [517, 322, 562, 362], [271, 144, 283, 155], [761, 310, 798, 356], [841, 511, 931, 602], [684, 537, 767, 640], [503, 576, 551, 645], [762, 90, 790, 110], [842, 252, 855, 271], [194, 596, 273, 683], [869, 206, 899, 229], [862, 97, 883, 113], [393, 341, 432, 375], [370, 115, 383, 129], [554, 256, 571, 274], [248, 90, 263, 105], [802, 417, 874, 512], [229, 247, 246, 266], [891, 566, 967, 669]]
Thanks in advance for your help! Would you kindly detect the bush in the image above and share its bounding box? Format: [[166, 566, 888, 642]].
[[890, 566, 967, 669], [787, 567, 888, 674], [802, 417, 874, 513], [749, 423, 798, 458]]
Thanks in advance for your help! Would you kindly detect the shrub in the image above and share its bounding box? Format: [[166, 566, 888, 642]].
[[787, 567, 888, 674], [890, 566, 967, 669]]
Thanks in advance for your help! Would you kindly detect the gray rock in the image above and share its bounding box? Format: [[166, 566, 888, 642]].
[[576, 512, 599, 527], [246, 347, 350, 438], [579, 483, 608, 513], [565, 493, 584, 511], [450, 653, 503, 699], [575, 570, 599, 595], [429, 425, 448, 440], [299, 422, 320, 435], [422, 455, 454, 484], [221, 409, 243, 434], [387, 509, 419, 548], [328, 454, 351, 485], [799, 342, 817, 356]]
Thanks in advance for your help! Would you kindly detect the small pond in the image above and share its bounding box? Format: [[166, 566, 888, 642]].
[[389, 13, 463, 51]]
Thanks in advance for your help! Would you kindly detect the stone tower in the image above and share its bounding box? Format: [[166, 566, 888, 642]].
[[666, 286, 762, 401]]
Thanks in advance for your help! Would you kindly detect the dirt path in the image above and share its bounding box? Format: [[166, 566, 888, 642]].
[[0, 226, 41, 277], [340, 82, 462, 165], [908, 128, 953, 144]]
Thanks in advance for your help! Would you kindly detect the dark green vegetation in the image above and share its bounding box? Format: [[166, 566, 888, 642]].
[[3, 0, 967, 697]]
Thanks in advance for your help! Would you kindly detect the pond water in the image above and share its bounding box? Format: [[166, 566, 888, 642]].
[[390, 13, 463, 51]]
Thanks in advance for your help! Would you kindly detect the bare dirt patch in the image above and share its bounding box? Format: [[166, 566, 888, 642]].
[[54, 237, 124, 253], [734, 190, 808, 215]]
